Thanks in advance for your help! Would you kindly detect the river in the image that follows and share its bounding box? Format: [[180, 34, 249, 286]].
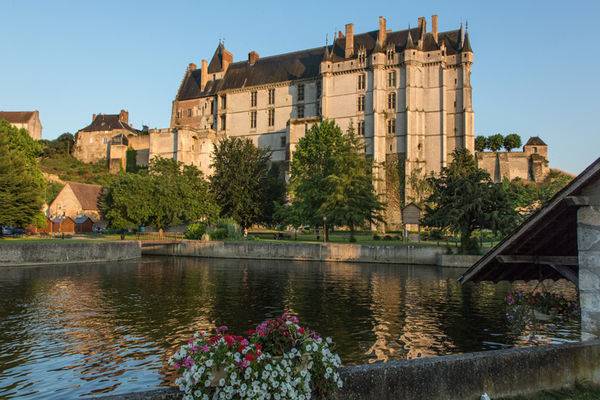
[[0, 256, 579, 398]]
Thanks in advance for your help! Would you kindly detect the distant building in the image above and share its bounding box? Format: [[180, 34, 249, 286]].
[[476, 136, 550, 183], [48, 182, 103, 221], [0, 110, 42, 140], [73, 110, 149, 168]]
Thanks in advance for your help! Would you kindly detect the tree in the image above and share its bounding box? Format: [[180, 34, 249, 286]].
[[503, 133, 522, 152], [262, 162, 287, 227], [0, 120, 45, 228], [149, 158, 218, 231], [41, 133, 74, 156], [423, 149, 517, 254], [486, 134, 504, 152], [475, 136, 487, 152], [288, 120, 383, 240], [100, 158, 218, 231], [210, 137, 276, 229], [99, 173, 153, 230]]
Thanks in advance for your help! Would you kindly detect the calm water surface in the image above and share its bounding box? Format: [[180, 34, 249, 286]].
[[0, 256, 579, 399]]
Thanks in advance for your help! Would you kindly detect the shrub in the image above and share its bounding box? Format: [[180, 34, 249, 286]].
[[185, 222, 207, 240], [215, 218, 242, 240], [207, 227, 228, 240]]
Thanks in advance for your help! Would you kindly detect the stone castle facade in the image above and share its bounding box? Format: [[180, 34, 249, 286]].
[[75, 15, 541, 229]]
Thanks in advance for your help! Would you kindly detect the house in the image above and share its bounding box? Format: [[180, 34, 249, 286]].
[[48, 182, 103, 221], [459, 156, 600, 341], [0, 110, 42, 140]]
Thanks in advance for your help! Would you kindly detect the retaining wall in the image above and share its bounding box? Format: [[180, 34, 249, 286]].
[[143, 240, 446, 265], [0, 240, 141, 266], [97, 340, 600, 400]]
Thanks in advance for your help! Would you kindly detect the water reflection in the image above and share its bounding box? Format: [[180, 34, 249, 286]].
[[0, 257, 579, 399]]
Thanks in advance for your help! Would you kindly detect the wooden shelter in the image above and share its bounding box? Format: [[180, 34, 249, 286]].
[[75, 215, 94, 233], [52, 216, 75, 234], [459, 157, 600, 340]]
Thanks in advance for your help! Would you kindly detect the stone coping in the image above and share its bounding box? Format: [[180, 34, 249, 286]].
[[96, 340, 600, 400]]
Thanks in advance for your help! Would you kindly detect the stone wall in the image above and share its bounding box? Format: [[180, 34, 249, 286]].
[[0, 241, 141, 266], [578, 176, 600, 340], [476, 150, 550, 183], [97, 340, 600, 400], [143, 240, 446, 265]]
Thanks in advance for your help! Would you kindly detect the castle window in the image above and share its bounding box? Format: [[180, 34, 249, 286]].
[[533, 147, 538, 153], [268, 88, 275, 105], [316, 80, 322, 98], [387, 71, 396, 88], [358, 120, 365, 136], [297, 84, 305, 101], [251, 91, 257, 107], [357, 95, 365, 112], [268, 108, 275, 126], [187, 108, 192, 117], [220, 114, 226, 130], [210, 99, 215, 114], [297, 104, 305, 119], [220, 94, 227, 109], [358, 73, 366, 90], [280, 136, 286, 147], [387, 92, 396, 110], [250, 110, 257, 129], [387, 118, 396, 135]]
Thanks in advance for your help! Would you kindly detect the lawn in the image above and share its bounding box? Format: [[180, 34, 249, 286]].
[[501, 385, 600, 400]]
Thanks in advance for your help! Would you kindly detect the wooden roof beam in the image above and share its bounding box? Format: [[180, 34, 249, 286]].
[[496, 255, 578, 266]]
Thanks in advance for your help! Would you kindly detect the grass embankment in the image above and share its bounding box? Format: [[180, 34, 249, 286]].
[[502, 384, 600, 399]]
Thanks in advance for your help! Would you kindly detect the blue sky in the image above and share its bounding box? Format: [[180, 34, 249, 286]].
[[1, 0, 599, 174]]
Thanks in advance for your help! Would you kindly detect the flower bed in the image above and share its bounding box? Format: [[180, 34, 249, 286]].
[[169, 313, 342, 399]]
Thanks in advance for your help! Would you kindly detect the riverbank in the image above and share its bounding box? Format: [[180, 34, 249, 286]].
[[143, 240, 444, 265], [143, 240, 481, 267], [96, 340, 600, 400], [0, 240, 141, 266]]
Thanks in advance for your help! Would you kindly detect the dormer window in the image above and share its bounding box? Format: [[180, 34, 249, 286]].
[[386, 48, 395, 61], [358, 49, 366, 64]]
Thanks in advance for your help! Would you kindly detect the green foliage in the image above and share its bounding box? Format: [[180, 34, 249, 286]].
[[486, 134, 504, 152], [288, 120, 384, 237], [100, 157, 219, 231], [99, 172, 153, 230], [0, 120, 46, 228], [210, 137, 283, 229], [40, 133, 74, 157], [503, 170, 574, 217], [203, 218, 242, 240], [126, 148, 139, 173], [41, 153, 113, 185], [423, 149, 518, 254], [475, 136, 487, 152], [406, 167, 433, 207], [503, 133, 522, 152], [45, 181, 64, 204], [185, 222, 207, 240]]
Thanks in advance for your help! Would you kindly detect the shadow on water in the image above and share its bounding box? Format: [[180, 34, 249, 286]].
[[0, 256, 579, 399]]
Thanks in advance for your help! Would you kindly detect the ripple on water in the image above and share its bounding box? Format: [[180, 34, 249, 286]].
[[0, 256, 580, 398]]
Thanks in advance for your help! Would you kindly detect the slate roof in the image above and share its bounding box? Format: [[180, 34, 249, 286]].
[[525, 136, 547, 146], [0, 111, 36, 124], [79, 114, 138, 134], [67, 182, 102, 211], [176, 27, 468, 101]]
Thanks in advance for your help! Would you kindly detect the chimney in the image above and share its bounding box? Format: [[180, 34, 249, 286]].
[[188, 63, 196, 71], [418, 16, 426, 39], [345, 23, 354, 58], [119, 109, 129, 124], [431, 15, 439, 42], [378, 16, 387, 44], [200, 59, 208, 89], [248, 51, 260, 65], [92, 114, 97, 122]]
